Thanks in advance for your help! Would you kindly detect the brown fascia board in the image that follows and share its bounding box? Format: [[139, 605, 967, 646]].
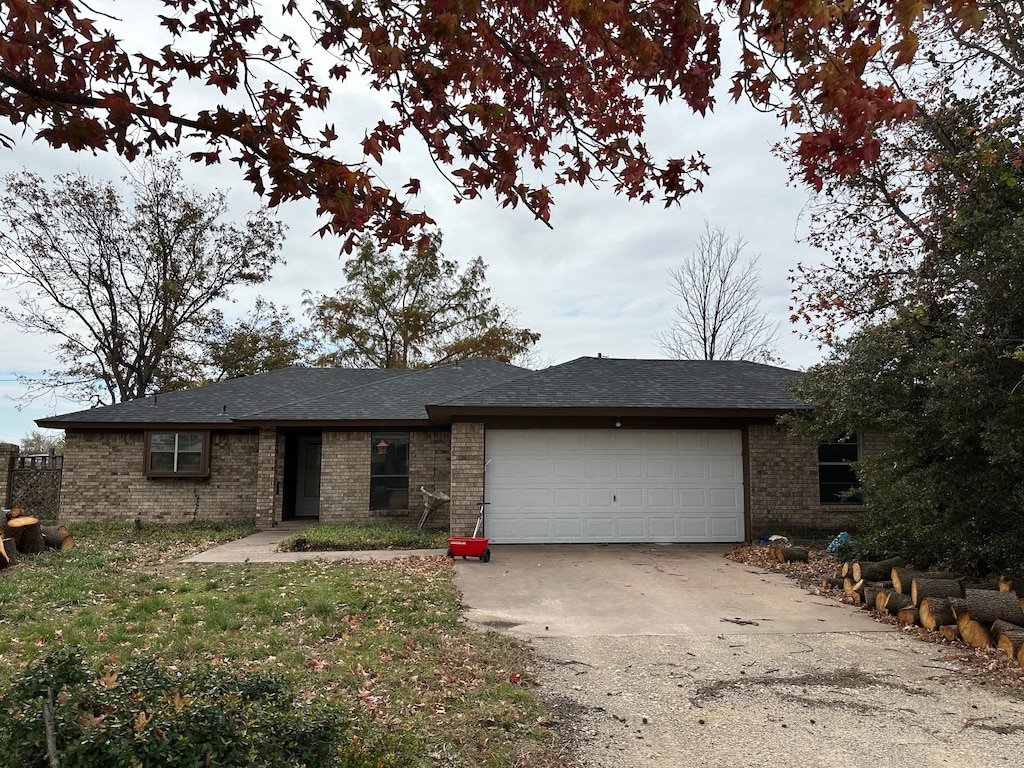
[[45, 420, 253, 431], [425, 405, 809, 425], [227, 418, 436, 430]]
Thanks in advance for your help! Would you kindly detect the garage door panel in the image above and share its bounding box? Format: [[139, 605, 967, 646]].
[[485, 429, 744, 544], [647, 488, 675, 507], [553, 459, 584, 479], [711, 516, 742, 539], [709, 458, 741, 479], [553, 488, 582, 507], [709, 488, 740, 508], [586, 518, 616, 538], [617, 488, 644, 506], [553, 517, 584, 538]]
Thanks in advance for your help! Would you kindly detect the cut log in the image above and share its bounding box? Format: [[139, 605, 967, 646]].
[[0, 537, 18, 568], [919, 597, 956, 631], [955, 613, 992, 649], [897, 606, 920, 626], [5, 506, 22, 521], [992, 620, 1024, 659], [821, 575, 845, 591], [841, 561, 853, 578], [40, 527, 75, 552], [875, 590, 891, 612], [4, 516, 44, 555], [884, 591, 914, 615], [911, 578, 965, 606], [863, 584, 886, 609], [891, 568, 961, 594], [998, 576, 1021, 593], [939, 625, 960, 643], [959, 588, 1024, 625], [852, 556, 904, 583], [843, 577, 865, 600], [772, 545, 809, 563]]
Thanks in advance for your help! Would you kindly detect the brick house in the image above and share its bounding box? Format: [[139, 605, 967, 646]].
[[36, 356, 867, 542]]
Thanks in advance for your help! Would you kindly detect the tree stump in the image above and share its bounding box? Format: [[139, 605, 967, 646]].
[[4, 516, 45, 555], [853, 556, 904, 583], [919, 597, 956, 631]]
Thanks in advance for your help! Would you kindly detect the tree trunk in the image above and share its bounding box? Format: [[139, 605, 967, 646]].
[[843, 577, 865, 602], [911, 578, 964, 606], [919, 597, 956, 631], [939, 625, 960, 643], [852, 556, 904, 583], [4, 516, 45, 555], [821, 575, 845, 591], [875, 590, 891, 612], [992, 620, 1024, 659], [959, 588, 1024, 625]]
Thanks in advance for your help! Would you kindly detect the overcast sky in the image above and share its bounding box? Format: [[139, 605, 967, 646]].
[[0, 8, 829, 445]]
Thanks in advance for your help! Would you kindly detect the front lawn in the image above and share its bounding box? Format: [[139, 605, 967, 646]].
[[0, 523, 563, 767], [278, 522, 450, 552]]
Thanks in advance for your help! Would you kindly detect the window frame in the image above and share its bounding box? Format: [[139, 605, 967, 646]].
[[145, 430, 211, 478], [818, 434, 862, 505], [369, 432, 410, 512]]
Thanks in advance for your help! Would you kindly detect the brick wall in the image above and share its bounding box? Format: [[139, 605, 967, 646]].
[[320, 430, 371, 524], [254, 428, 278, 531], [60, 430, 259, 524], [449, 422, 484, 536], [409, 430, 452, 528], [747, 424, 865, 538]]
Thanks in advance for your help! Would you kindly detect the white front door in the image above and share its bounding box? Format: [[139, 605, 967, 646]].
[[484, 429, 744, 543]]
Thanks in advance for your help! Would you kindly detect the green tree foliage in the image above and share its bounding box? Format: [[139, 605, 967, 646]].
[[0, 156, 285, 404], [307, 233, 539, 368], [203, 299, 310, 381], [19, 429, 64, 456], [788, 100, 1024, 574]]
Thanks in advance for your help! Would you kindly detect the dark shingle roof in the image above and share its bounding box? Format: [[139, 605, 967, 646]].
[[36, 356, 805, 429], [433, 357, 805, 412], [36, 359, 530, 428]]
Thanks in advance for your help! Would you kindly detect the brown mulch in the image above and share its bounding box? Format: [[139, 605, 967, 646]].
[[726, 544, 1024, 692]]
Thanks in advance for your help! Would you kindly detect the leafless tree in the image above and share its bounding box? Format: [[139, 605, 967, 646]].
[[0, 155, 285, 404], [656, 224, 780, 361]]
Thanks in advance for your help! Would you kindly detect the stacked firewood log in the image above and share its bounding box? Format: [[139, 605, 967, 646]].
[[821, 557, 1024, 669], [1, 506, 75, 570]]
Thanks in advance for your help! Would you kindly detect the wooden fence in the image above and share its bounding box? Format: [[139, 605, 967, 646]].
[[6, 453, 63, 520]]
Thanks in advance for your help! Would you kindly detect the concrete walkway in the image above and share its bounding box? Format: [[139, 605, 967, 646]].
[[179, 521, 442, 563]]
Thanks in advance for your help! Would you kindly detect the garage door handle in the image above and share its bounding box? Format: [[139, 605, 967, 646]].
[[613, 494, 616, 502]]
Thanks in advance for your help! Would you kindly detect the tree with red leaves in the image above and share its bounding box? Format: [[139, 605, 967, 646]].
[[0, 1, 985, 252]]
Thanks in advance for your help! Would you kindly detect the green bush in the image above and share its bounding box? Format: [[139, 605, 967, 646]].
[[0, 648, 404, 768]]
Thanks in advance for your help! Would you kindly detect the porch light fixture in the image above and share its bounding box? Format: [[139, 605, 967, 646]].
[[375, 439, 390, 455]]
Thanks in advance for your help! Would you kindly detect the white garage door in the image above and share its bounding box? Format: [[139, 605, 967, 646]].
[[484, 429, 744, 543]]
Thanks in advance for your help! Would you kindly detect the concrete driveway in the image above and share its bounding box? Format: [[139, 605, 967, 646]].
[[453, 545, 1024, 767], [453, 543, 885, 637]]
